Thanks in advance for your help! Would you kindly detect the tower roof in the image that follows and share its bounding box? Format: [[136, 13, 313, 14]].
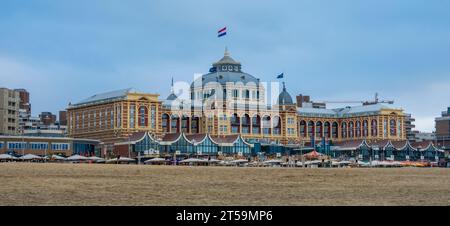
[[278, 82, 293, 105], [166, 77, 178, 100], [213, 47, 241, 66]]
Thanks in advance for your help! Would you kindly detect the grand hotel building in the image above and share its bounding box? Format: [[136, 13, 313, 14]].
[[67, 49, 407, 153]]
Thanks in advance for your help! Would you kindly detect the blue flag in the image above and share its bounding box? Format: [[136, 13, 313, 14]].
[[277, 73, 284, 79]]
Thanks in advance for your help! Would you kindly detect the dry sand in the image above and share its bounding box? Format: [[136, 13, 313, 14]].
[[0, 163, 449, 206]]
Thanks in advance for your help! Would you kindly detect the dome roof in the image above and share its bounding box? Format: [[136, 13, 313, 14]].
[[165, 77, 178, 102], [166, 93, 178, 101], [191, 48, 259, 88], [278, 82, 293, 105], [192, 71, 259, 88]]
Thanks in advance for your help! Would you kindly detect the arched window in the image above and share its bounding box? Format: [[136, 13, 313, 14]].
[[341, 122, 347, 138], [355, 121, 361, 137], [390, 119, 396, 136], [231, 114, 240, 133], [349, 122, 354, 138], [299, 120, 307, 137], [324, 122, 331, 138], [242, 114, 250, 134], [273, 116, 281, 135], [162, 113, 170, 132], [371, 119, 378, 137], [181, 115, 190, 133], [316, 121, 323, 138], [171, 115, 180, 133], [244, 90, 250, 99], [139, 106, 147, 127], [332, 122, 338, 138], [262, 116, 271, 135], [363, 120, 368, 137], [252, 115, 261, 134], [308, 121, 315, 137]]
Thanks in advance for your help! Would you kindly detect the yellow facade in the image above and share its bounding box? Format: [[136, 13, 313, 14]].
[[67, 90, 161, 144]]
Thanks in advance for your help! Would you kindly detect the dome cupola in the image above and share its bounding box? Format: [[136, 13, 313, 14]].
[[278, 82, 293, 105]]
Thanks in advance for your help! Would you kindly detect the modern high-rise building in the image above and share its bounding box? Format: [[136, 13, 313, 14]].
[[404, 113, 416, 142], [435, 107, 450, 145], [14, 89, 33, 134], [14, 89, 31, 114], [0, 88, 20, 135]]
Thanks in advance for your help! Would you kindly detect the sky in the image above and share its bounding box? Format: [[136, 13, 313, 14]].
[[0, 0, 449, 132]]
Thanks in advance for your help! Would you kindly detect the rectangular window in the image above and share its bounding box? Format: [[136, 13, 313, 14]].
[[82, 112, 85, 129], [287, 118, 294, 125], [151, 105, 156, 129], [0, 142, 3, 149], [110, 109, 114, 128], [117, 106, 122, 128], [93, 112, 97, 127], [99, 111, 103, 128], [208, 125, 213, 133], [288, 128, 295, 135], [75, 113, 79, 129], [233, 89, 239, 98], [130, 104, 135, 128], [140, 107, 146, 127], [51, 143, 69, 151], [88, 111, 91, 129], [7, 142, 27, 149], [29, 142, 49, 150]]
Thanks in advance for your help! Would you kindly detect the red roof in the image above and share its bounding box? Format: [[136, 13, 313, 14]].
[[391, 140, 408, 149], [210, 135, 239, 144], [161, 133, 181, 142], [185, 134, 207, 143]]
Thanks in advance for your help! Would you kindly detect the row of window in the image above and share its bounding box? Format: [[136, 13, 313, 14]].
[[192, 89, 261, 100], [6, 142, 69, 150], [71, 105, 157, 131], [299, 119, 403, 138]]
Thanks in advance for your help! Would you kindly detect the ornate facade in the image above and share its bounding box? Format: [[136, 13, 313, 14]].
[[159, 50, 406, 145], [67, 89, 162, 144], [67, 49, 407, 148]]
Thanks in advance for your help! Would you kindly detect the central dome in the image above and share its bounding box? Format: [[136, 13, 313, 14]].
[[191, 48, 260, 88]]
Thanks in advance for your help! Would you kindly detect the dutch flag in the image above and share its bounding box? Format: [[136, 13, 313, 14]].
[[218, 27, 227, 37]]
